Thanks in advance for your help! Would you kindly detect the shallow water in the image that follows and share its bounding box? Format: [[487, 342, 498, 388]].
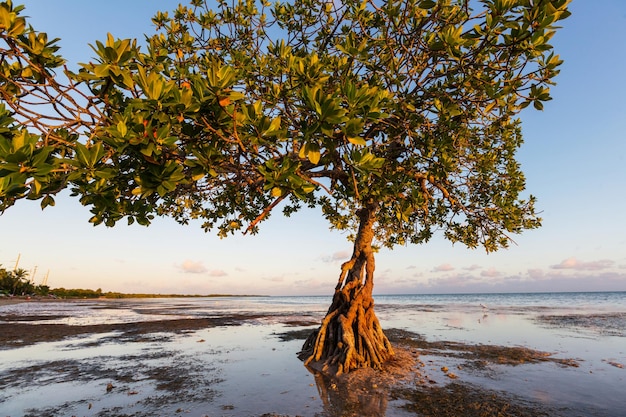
[[1, 293, 625, 416]]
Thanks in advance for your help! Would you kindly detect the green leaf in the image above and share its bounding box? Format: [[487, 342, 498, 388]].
[[31, 179, 42, 195], [30, 146, 52, 167], [117, 120, 127, 136], [301, 183, 316, 194], [40, 195, 55, 209], [446, 103, 462, 117], [307, 143, 321, 165], [93, 64, 110, 78], [348, 136, 366, 146], [228, 91, 245, 101], [74, 143, 91, 167], [263, 116, 282, 136], [89, 142, 105, 167]]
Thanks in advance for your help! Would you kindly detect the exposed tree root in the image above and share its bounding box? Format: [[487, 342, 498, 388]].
[[300, 203, 394, 375]]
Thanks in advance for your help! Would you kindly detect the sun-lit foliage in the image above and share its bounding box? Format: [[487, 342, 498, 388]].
[[1, 0, 569, 250]]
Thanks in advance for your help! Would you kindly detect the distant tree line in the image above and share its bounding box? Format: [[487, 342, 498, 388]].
[[1, 270, 256, 298], [0, 266, 47, 296], [51, 287, 103, 298], [0, 266, 101, 297]]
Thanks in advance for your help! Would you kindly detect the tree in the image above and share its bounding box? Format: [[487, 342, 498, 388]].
[[0, 265, 32, 295], [0, 0, 570, 374]]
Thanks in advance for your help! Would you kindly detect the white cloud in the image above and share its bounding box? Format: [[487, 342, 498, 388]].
[[263, 275, 285, 282], [177, 261, 227, 276], [433, 263, 455, 272], [463, 264, 481, 271], [480, 267, 501, 278], [426, 273, 481, 288], [527, 268, 545, 279], [179, 260, 208, 274], [322, 250, 351, 263], [550, 257, 614, 271]]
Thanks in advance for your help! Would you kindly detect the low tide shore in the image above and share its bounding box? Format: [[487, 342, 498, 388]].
[[1, 295, 625, 416]]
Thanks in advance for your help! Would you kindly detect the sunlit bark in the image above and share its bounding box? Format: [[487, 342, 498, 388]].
[[300, 202, 394, 375]]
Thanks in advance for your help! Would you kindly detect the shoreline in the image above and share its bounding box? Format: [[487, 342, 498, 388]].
[[0, 293, 268, 302]]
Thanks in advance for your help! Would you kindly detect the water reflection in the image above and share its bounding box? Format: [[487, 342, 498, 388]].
[[309, 367, 390, 417]]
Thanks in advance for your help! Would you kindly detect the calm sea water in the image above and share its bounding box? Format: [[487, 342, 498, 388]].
[[3, 291, 623, 323], [268, 290, 626, 307]]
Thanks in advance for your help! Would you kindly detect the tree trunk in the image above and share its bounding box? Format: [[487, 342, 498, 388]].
[[300, 202, 394, 375]]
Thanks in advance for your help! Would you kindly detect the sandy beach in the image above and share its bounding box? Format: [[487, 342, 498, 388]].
[[1, 294, 624, 416]]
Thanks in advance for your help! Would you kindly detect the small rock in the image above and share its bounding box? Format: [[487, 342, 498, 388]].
[[106, 383, 114, 392]]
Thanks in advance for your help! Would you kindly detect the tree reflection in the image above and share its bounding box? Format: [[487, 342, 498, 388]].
[[308, 366, 389, 417]]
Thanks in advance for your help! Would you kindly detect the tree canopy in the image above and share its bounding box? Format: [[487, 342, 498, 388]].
[[0, 0, 569, 250]]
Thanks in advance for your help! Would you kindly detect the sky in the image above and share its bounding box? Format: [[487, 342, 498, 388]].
[[1, 1, 625, 296]]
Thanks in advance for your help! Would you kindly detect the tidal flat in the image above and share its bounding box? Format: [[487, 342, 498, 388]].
[[1, 294, 624, 416]]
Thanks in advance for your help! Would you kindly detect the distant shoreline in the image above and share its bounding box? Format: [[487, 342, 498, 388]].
[[0, 293, 268, 305]]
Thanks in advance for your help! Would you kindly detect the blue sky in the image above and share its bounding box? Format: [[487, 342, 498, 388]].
[[1, 1, 625, 296]]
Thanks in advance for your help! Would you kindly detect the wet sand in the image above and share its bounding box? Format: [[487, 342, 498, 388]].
[[1, 297, 624, 416]]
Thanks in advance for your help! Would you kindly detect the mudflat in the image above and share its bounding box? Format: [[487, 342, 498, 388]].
[[1, 296, 624, 416]]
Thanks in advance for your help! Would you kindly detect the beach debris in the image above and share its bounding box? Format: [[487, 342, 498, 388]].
[[441, 366, 458, 379], [556, 358, 580, 368], [607, 361, 624, 369], [106, 382, 114, 392], [128, 390, 138, 395], [197, 339, 205, 342]]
